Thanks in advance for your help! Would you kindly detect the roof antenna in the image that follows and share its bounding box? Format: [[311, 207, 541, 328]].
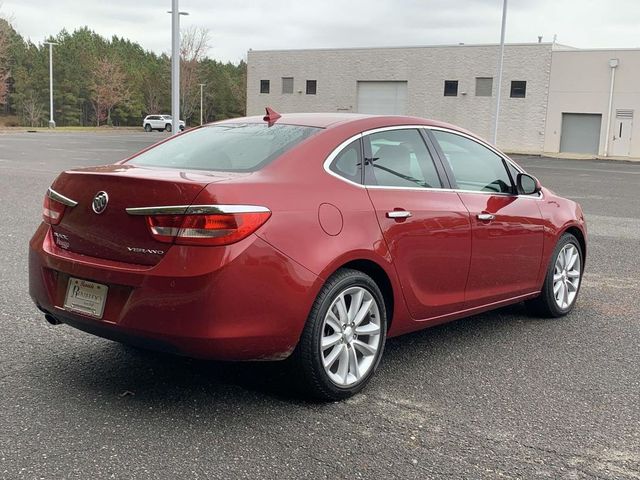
[[263, 107, 281, 126]]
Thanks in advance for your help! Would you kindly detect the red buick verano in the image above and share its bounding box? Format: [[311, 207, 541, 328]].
[[29, 111, 586, 399]]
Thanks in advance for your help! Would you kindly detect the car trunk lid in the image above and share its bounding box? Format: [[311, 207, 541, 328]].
[[49, 164, 240, 266]]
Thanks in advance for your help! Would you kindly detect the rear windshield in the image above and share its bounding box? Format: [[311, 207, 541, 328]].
[[129, 123, 321, 172]]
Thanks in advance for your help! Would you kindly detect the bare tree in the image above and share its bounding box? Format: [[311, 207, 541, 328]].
[[180, 26, 210, 122], [0, 13, 11, 105], [90, 59, 130, 126], [143, 81, 162, 115], [21, 91, 44, 126]]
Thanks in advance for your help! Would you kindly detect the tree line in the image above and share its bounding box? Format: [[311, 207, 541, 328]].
[[0, 17, 246, 127]]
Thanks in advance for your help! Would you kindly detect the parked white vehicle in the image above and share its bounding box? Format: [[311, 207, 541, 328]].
[[143, 115, 186, 132]]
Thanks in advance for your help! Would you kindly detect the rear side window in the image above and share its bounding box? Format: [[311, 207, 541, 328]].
[[129, 123, 320, 172], [364, 129, 442, 189], [329, 139, 362, 184], [431, 130, 513, 193]]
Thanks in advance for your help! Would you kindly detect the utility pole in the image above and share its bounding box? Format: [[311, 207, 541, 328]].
[[169, 1, 188, 135], [44, 41, 58, 128], [199, 83, 206, 125], [492, 0, 507, 145]]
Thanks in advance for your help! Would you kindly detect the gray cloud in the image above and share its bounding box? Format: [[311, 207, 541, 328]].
[[2, 0, 639, 63]]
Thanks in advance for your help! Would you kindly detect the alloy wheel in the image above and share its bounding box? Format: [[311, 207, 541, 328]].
[[552, 243, 581, 310], [320, 286, 382, 387]]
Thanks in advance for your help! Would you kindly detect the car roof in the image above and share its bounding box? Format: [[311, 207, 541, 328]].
[[217, 112, 473, 136]]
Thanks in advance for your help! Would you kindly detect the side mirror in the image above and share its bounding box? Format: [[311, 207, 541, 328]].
[[517, 173, 541, 195]]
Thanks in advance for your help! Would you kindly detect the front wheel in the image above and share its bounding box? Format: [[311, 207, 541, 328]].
[[291, 268, 387, 400], [526, 233, 583, 317], [144, 124, 152, 132]]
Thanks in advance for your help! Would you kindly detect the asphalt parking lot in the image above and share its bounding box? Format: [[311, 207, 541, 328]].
[[1, 131, 639, 479]]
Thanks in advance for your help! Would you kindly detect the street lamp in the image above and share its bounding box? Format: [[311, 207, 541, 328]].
[[44, 41, 58, 128], [492, 0, 507, 145], [199, 83, 206, 125], [168, 2, 189, 135]]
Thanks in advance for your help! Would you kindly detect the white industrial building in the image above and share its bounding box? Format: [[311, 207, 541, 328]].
[[246, 43, 640, 158]]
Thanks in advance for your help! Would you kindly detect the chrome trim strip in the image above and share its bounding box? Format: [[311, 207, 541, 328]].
[[47, 187, 78, 207], [125, 204, 271, 215], [321, 125, 543, 200]]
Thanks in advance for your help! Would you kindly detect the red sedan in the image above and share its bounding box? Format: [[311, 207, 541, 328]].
[[29, 111, 586, 400]]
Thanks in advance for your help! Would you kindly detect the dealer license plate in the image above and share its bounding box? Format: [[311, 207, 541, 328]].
[[63, 277, 108, 319]]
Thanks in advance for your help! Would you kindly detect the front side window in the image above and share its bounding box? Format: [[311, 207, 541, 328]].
[[282, 77, 294, 94], [431, 130, 513, 194], [329, 139, 362, 184], [260, 80, 270, 94], [364, 129, 442, 189], [444, 80, 458, 97], [130, 123, 320, 172], [510, 81, 527, 98]]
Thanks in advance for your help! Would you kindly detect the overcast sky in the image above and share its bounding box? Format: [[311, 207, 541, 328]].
[[2, 0, 639, 63]]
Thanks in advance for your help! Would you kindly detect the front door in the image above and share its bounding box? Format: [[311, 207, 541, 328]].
[[363, 128, 472, 320], [612, 110, 633, 157], [430, 129, 544, 307]]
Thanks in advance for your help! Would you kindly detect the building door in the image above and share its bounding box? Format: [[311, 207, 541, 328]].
[[611, 110, 633, 157], [559, 113, 602, 155], [356, 81, 408, 115]]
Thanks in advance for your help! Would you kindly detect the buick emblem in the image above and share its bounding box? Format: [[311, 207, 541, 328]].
[[92, 191, 109, 214]]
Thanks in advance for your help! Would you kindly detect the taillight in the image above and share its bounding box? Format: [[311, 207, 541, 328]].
[[42, 194, 66, 225], [146, 211, 271, 246]]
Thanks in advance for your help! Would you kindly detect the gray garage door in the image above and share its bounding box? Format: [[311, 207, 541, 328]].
[[357, 81, 408, 115], [559, 113, 602, 155]]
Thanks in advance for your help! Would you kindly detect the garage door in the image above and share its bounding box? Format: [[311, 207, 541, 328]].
[[357, 81, 408, 115], [559, 113, 602, 155]]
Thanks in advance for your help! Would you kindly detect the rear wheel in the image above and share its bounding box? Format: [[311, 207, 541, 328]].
[[526, 233, 583, 317], [165, 123, 172, 132], [144, 124, 152, 132], [291, 268, 387, 400]]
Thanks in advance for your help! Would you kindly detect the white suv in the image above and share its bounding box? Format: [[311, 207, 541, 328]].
[[143, 115, 186, 132]]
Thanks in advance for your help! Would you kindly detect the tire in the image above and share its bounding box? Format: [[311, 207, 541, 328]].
[[165, 123, 172, 132], [179, 125, 185, 131], [144, 124, 152, 132], [526, 233, 583, 318], [291, 268, 387, 401]]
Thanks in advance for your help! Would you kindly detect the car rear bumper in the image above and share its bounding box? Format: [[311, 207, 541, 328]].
[[29, 224, 320, 360]]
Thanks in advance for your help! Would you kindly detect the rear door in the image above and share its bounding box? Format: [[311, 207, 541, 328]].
[[363, 127, 472, 320], [429, 129, 544, 306]]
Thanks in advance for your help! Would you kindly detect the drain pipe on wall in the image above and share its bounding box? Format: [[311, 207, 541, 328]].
[[603, 58, 619, 157]]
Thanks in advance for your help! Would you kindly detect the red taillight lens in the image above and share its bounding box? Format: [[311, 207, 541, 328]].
[[42, 195, 66, 225], [146, 212, 271, 246]]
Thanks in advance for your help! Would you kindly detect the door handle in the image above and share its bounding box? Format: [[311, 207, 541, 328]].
[[477, 213, 495, 221], [386, 210, 412, 219]]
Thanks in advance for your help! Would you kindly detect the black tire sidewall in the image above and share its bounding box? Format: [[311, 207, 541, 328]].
[[165, 124, 172, 132], [299, 269, 387, 400]]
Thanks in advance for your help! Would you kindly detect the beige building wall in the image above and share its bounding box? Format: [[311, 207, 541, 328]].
[[247, 44, 553, 153], [544, 49, 640, 157]]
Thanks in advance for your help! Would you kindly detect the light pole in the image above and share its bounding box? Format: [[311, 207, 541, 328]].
[[168, 2, 189, 135], [44, 41, 58, 128], [199, 83, 206, 125], [492, 0, 507, 145], [604, 58, 619, 157]]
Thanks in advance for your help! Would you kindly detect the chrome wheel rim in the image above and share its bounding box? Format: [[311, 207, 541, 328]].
[[320, 286, 382, 387], [553, 243, 581, 310]]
